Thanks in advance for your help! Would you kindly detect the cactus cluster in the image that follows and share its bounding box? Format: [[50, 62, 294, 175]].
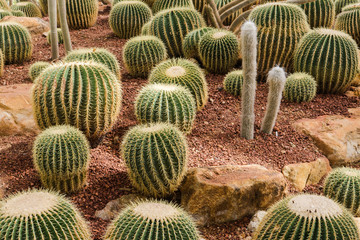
[[0, 9, 11, 20], [104, 200, 200, 239], [0, 189, 91, 239], [183, 27, 214, 60], [11, 10, 25, 17], [335, 0, 359, 14], [29, 61, 51, 82], [199, 29, 239, 74], [64, 48, 121, 79], [294, 28, 359, 94], [253, 194, 360, 239], [148, 8, 206, 57], [33, 125, 90, 193], [149, 58, 208, 111], [223, 70, 244, 97], [283, 72, 317, 103], [39, 0, 48, 15], [109, 1, 152, 39], [11, 2, 42, 18], [122, 35, 167, 78], [0, 22, 33, 64], [32, 61, 122, 146], [335, 3, 360, 46], [300, 0, 335, 28], [122, 123, 188, 197], [152, 0, 194, 14], [66, 0, 98, 29], [47, 28, 63, 44], [135, 83, 196, 133]]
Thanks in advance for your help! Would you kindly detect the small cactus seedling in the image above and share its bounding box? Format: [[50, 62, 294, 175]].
[[183, 27, 214, 60], [11, 2, 42, 17], [46, 28, 63, 44], [66, 0, 98, 29], [29, 61, 51, 82], [283, 72, 317, 103], [335, 3, 360, 46], [223, 70, 244, 97], [152, 0, 194, 14], [300, 0, 335, 28]]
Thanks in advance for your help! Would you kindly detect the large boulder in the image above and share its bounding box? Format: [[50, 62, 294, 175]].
[[0, 16, 49, 35], [180, 165, 287, 226]]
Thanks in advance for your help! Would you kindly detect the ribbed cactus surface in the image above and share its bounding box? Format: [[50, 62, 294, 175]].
[[66, 0, 98, 29], [29, 61, 51, 82], [11, 10, 25, 16], [149, 7, 206, 57], [135, 83, 196, 133], [123, 35, 167, 77], [152, 0, 194, 14], [300, 0, 335, 28], [47, 28, 63, 44], [105, 200, 200, 239], [39, 0, 48, 15], [215, 0, 241, 25], [11, 2, 42, 17], [141, 20, 152, 35], [183, 27, 214, 60], [253, 194, 360, 240], [122, 123, 188, 197], [335, 3, 360, 45], [223, 70, 243, 97], [335, 0, 359, 14], [32, 61, 122, 146], [294, 28, 359, 94], [0, 189, 91, 239], [193, 0, 207, 13], [0, 22, 33, 64], [0, 9, 11, 19], [283, 72, 317, 103], [0, 49, 3, 77]]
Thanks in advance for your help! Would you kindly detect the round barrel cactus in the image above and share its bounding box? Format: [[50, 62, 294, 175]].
[[11, 2, 42, 17], [0, 9, 12, 20], [149, 58, 208, 111], [29, 61, 51, 82], [253, 194, 360, 239], [46, 28, 63, 44], [149, 7, 206, 57], [193, 0, 207, 13], [216, 0, 241, 25], [122, 123, 188, 197], [223, 70, 244, 97], [65, 0, 98, 29], [324, 167, 360, 216], [104, 200, 200, 239], [141, 20, 152, 35], [0, 0, 10, 10], [283, 72, 317, 103], [113, 0, 156, 7], [64, 48, 121, 79], [294, 28, 359, 94], [152, 0, 194, 14], [335, 3, 360, 46], [249, 3, 310, 81], [11, 10, 26, 16], [109, 1, 152, 39], [0, 22, 33, 64], [335, 0, 359, 14], [300, 0, 335, 28], [135, 83, 196, 133], [39, 0, 48, 15], [183, 27, 214, 60], [32, 61, 122, 147], [0, 189, 91, 239], [199, 29, 239, 74]]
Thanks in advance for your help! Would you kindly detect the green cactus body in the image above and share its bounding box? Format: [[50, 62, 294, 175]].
[[324, 167, 360, 216], [223, 70, 243, 97], [283, 72, 317, 103], [141, 20, 152, 35], [104, 200, 200, 240], [335, 3, 360, 46], [11, 10, 26, 16], [122, 123, 188, 197], [46, 28, 64, 45], [113, 0, 156, 7], [253, 194, 360, 240], [122, 35, 167, 78], [215, 0, 241, 25], [294, 28, 359, 94], [152, 0, 194, 14], [66, 0, 98, 29], [29, 61, 51, 82], [11, 2, 42, 18], [0, 49, 3, 77], [0, 0, 10, 10], [193, 0, 207, 13], [0, 22, 33, 64], [39, 0, 48, 15], [32, 61, 122, 146], [249, 3, 310, 81], [109, 1, 152, 39], [183, 27, 214, 60], [149, 8, 206, 57], [335, 0, 359, 14], [199, 29, 239, 74], [0, 9, 11, 19], [149, 58, 208, 111], [64, 48, 121, 79], [135, 84, 196, 133], [300, 0, 335, 28], [33, 125, 90, 193]]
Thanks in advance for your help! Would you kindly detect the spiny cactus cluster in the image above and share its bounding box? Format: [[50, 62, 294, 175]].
[[183, 27, 214, 60], [122, 35, 167, 78], [223, 70, 244, 97], [104, 200, 200, 239], [66, 0, 98, 29], [335, 0, 359, 14], [199, 29, 239, 74], [294, 28, 359, 94], [0, 189, 91, 239], [335, 3, 360, 45], [152, 0, 194, 14], [0, 22, 33, 64], [122, 123, 188, 197], [0, 9, 11, 20], [29, 61, 51, 82], [300, 0, 335, 28], [11, 2, 42, 18], [283, 72, 317, 103], [135, 83, 196, 133], [11, 10, 25, 17], [253, 194, 360, 239], [109, 1, 152, 39], [32, 61, 122, 147], [47, 28, 63, 44]]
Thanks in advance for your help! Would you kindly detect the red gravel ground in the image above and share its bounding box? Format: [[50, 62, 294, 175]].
[[0, 6, 359, 240]]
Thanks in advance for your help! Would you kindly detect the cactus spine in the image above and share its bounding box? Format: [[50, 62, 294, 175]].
[[283, 72, 317, 103], [335, 3, 360, 46], [65, 0, 98, 29], [335, 0, 359, 14], [46, 28, 63, 44], [29, 61, 51, 82], [152, 0, 195, 14], [183, 27, 214, 60], [223, 70, 244, 97], [300, 0, 335, 28], [11, 2, 42, 18]]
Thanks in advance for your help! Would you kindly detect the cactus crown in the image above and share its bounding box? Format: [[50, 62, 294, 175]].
[[152, 0, 194, 14], [183, 27, 214, 59]]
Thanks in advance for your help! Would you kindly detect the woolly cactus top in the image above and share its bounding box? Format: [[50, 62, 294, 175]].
[[135, 122, 176, 133], [212, 31, 228, 39], [149, 83, 180, 92], [132, 201, 179, 220], [165, 66, 186, 77]]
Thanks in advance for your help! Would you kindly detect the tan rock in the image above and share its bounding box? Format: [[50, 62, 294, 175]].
[[0, 16, 49, 35], [180, 165, 287, 226]]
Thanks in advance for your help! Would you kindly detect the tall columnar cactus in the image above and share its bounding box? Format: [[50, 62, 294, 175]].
[[11, 10, 26, 17], [122, 123, 188, 197], [149, 58, 208, 111], [149, 8, 206, 57], [199, 29, 239, 74], [183, 27, 214, 60], [109, 1, 152, 39], [122, 35, 167, 78], [294, 28, 359, 94], [33, 125, 90, 193], [64, 48, 121, 79], [65, 0, 98, 29], [46, 28, 63, 44], [0, 0, 10, 10], [32, 61, 122, 147], [152, 0, 194, 14], [0, 189, 91, 239], [39, 0, 48, 15], [300, 0, 335, 28], [249, 3, 310, 81], [335, 0, 359, 14], [324, 167, 360, 216], [223, 70, 244, 97], [104, 200, 200, 239], [0, 22, 33, 64], [215, 0, 241, 25], [135, 84, 196, 133], [29, 61, 51, 82], [253, 194, 360, 239], [0, 9, 11, 20], [11, 2, 42, 18], [335, 3, 360, 46], [283, 72, 317, 103]]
